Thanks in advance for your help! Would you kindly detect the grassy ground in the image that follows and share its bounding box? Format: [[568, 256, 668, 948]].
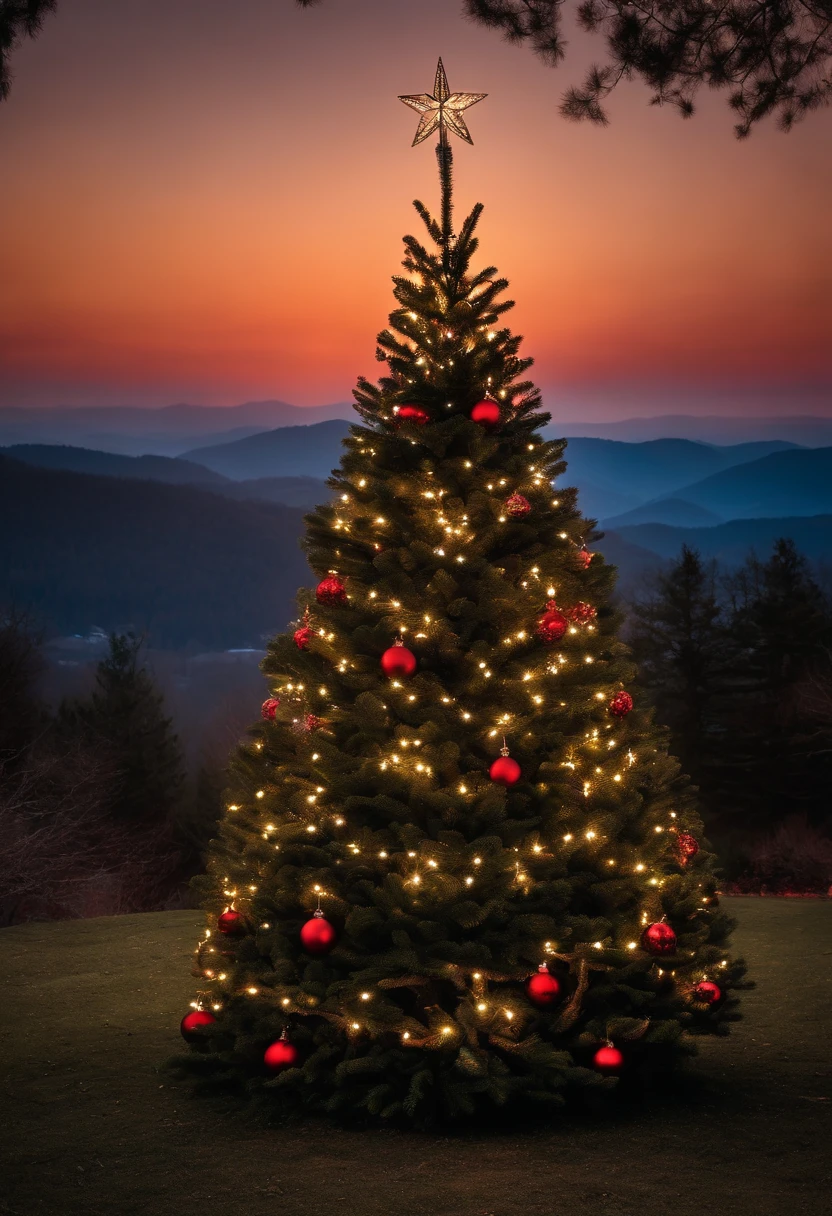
[[1, 899, 831, 1216]]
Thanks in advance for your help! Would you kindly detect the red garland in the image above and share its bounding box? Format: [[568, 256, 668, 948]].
[[676, 831, 700, 864], [609, 690, 633, 717], [566, 601, 597, 625], [293, 625, 313, 649], [316, 574, 347, 607]]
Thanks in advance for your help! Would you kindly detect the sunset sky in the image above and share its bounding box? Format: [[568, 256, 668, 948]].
[[0, 0, 830, 420]]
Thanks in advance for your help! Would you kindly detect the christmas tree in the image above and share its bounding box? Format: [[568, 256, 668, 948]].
[[179, 61, 745, 1125]]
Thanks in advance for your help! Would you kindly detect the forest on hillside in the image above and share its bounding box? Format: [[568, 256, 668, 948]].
[[2, 534, 832, 925]]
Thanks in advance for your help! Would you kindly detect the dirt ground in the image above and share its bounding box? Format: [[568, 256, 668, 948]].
[[1, 898, 831, 1216]]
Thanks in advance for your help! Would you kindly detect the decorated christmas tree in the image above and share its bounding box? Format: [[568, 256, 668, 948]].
[[179, 61, 745, 1125]]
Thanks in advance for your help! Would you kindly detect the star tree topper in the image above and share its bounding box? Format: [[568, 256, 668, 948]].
[[399, 58, 487, 147]]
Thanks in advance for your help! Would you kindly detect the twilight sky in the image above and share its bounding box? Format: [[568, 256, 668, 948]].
[[0, 0, 830, 420]]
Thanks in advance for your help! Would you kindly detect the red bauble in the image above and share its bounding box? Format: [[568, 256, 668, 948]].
[[537, 600, 568, 644], [577, 547, 594, 570], [293, 624, 313, 650], [397, 404, 430, 425], [380, 641, 417, 679], [470, 400, 501, 427], [694, 980, 722, 1004], [609, 690, 634, 718], [300, 910, 337, 955], [217, 908, 245, 935], [593, 1044, 624, 1073], [303, 713, 322, 732], [261, 697, 280, 721], [264, 1037, 299, 1072], [567, 601, 597, 625], [505, 492, 531, 518], [676, 831, 699, 864], [490, 753, 521, 786], [525, 964, 561, 1007], [316, 574, 347, 607], [180, 1008, 216, 1041], [641, 921, 677, 955]]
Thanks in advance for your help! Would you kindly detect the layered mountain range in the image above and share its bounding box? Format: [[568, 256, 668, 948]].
[[4, 418, 832, 647]]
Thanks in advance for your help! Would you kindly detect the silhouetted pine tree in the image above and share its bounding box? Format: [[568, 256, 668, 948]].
[[60, 633, 184, 824], [720, 539, 832, 843], [628, 546, 728, 797]]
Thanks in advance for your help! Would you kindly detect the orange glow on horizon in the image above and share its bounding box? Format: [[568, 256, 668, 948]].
[[0, 0, 829, 414]]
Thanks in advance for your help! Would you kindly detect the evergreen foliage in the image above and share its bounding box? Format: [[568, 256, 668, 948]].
[[61, 633, 184, 825], [630, 538, 832, 865], [628, 546, 726, 791], [184, 151, 745, 1126]]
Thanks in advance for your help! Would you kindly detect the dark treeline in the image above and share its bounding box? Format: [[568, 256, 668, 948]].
[[0, 618, 223, 924], [4, 536, 832, 923], [627, 538, 832, 893]]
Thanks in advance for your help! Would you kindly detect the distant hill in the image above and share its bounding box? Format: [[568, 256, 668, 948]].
[[184, 420, 352, 480], [613, 515, 832, 567], [563, 438, 797, 512], [2, 444, 228, 486], [602, 498, 725, 529], [0, 456, 311, 648], [0, 444, 330, 510], [591, 530, 666, 594], [548, 415, 832, 447], [0, 400, 355, 456], [218, 476, 330, 509], [182, 428, 796, 503], [664, 447, 832, 519]]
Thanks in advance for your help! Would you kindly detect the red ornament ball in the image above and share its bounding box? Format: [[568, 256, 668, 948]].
[[577, 547, 594, 570], [217, 908, 245, 935], [470, 400, 501, 427], [300, 911, 337, 955], [397, 404, 430, 425], [505, 492, 531, 518], [264, 1037, 299, 1072], [567, 601, 597, 625], [593, 1043, 624, 1073], [676, 831, 700, 864], [380, 642, 417, 678], [609, 690, 634, 718], [641, 921, 677, 955], [694, 980, 722, 1004], [525, 964, 561, 1007], [303, 713, 322, 733], [180, 1008, 216, 1042], [261, 697, 280, 721], [316, 574, 347, 607], [293, 624, 313, 650], [489, 754, 521, 786], [537, 601, 568, 644]]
